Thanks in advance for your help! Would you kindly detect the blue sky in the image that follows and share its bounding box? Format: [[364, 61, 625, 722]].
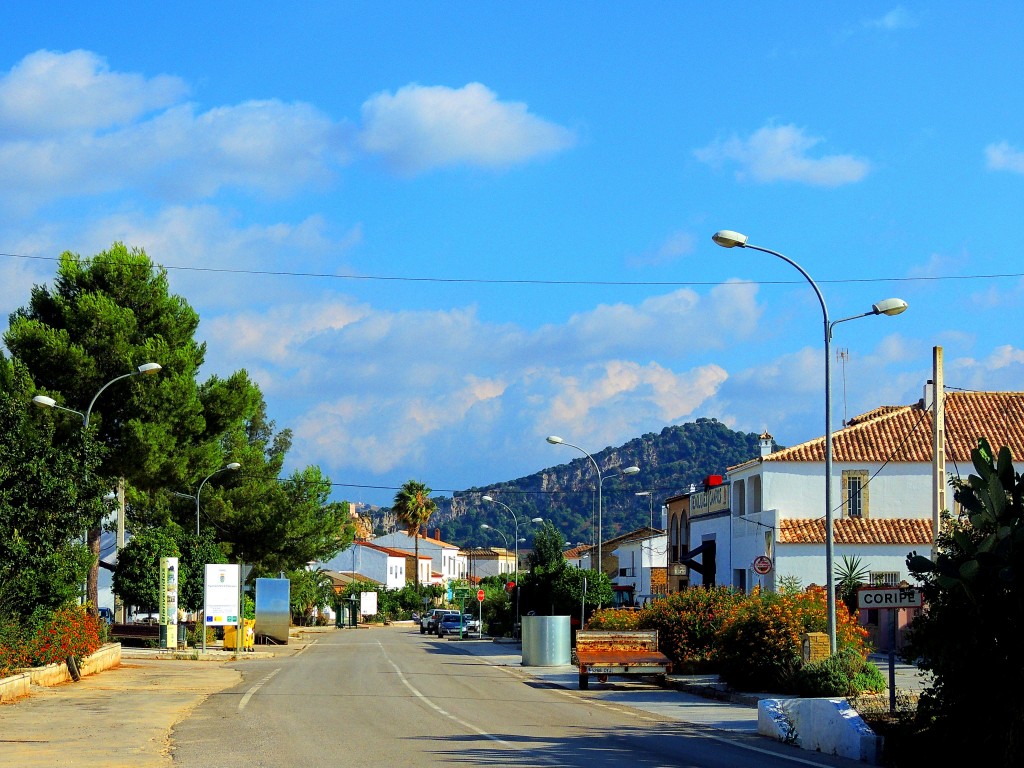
[[2, 3, 1022, 507]]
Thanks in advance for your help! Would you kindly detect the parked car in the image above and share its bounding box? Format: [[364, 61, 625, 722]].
[[437, 611, 476, 637], [97, 607, 114, 624], [420, 608, 448, 635]]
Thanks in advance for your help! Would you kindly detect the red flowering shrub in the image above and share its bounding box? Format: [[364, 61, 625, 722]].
[[716, 587, 870, 692], [636, 587, 747, 673], [585, 608, 641, 631], [23, 605, 102, 668]]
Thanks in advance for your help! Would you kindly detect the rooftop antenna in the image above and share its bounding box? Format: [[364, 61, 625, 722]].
[[837, 348, 850, 425]]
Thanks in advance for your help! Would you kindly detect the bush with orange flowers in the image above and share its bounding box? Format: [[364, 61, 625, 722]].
[[636, 587, 747, 673], [715, 586, 870, 692], [585, 608, 642, 631]]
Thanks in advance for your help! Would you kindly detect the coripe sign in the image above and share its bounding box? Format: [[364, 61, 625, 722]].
[[159, 557, 178, 626], [857, 586, 923, 609]]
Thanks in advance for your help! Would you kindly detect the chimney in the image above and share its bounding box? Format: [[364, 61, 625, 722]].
[[759, 431, 773, 458], [923, 380, 935, 411], [434, 528, 441, 540]]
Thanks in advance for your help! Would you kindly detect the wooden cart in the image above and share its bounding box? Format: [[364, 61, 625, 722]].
[[574, 630, 672, 690]]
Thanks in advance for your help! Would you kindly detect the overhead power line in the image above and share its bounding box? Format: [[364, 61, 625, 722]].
[[1, 250, 1020, 288]]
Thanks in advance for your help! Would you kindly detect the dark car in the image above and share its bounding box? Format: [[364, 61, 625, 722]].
[[437, 612, 480, 637]]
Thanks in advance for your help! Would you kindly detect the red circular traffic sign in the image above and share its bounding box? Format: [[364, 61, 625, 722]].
[[477, 589, 486, 602], [753, 555, 773, 575]]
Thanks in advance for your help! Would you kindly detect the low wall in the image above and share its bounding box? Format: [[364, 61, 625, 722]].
[[16, 643, 123, 689], [758, 697, 882, 764], [0, 671, 31, 703]]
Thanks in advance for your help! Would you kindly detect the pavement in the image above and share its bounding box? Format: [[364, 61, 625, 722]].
[[0, 624, 930, 766]]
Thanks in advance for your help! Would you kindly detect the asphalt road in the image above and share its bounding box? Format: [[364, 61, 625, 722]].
[[170, 627, 865, 768]]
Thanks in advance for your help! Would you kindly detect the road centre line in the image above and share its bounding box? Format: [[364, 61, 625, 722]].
[[238, 668, 281, 711]]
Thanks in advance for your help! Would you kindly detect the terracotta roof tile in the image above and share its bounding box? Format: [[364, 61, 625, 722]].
[[748, 391, 1024, 465], [779, 518, 933, 545]]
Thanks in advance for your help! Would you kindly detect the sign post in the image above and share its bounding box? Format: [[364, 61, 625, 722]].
[[477, 589, 485, 638], [858, 587, 922, 713]]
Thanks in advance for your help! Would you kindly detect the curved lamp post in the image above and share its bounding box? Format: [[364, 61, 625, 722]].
[[482, 496, 542, 627], [712, 229, 908, 653], [545, 435, 640, 579], [32, 362, 162, 428], [192, 463, 242, 536]]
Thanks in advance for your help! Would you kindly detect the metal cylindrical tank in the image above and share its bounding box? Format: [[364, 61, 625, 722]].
[[521, 615, 571, 666]]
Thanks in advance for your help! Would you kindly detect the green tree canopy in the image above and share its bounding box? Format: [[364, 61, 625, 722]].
[[0, 354, 105, 617], [112, 527, 180, 613]]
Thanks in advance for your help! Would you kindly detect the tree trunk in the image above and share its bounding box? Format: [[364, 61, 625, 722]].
[[86, 524, 101, 616]]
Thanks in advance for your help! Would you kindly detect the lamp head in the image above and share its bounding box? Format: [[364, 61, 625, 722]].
[[635, 491, 652, 497], [545, 435, 563, 445], [226, 462, 241, 471], [712, 230, 749, 248], [531, 517, 544, 523], [623, 466, 640, 475], [480, 524, 491, 530], [482, 495, 494, 502], [871, 298, 908, 317], [137, 362, 162, 375], [32, 395, 57, 409]]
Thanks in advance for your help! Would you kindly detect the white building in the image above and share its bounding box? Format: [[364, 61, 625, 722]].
[[687, 388, 1024, 594], [610, 532, 668, 602], [319, 541, 421, 590], [372, 530, 467, 585]]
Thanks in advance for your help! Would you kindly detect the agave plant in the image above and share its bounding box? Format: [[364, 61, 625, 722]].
[[835, 554, 870, 615]]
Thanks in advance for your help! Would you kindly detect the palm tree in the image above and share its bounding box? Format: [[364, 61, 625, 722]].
[[393, 480, 436, 593]]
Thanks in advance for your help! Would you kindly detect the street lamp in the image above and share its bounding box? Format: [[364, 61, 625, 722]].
[[32, 362, 162, 428], [482, 495, 542, 627], [545, 435, 639, 579], [177, 466, 240, 536], [712, 229, 908, 654], [480, 523, 511, 570], [31, 362, 162, 614]]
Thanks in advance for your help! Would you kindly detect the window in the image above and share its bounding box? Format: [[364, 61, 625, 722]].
[[870, 571, 900, 586], [842, 470, 870, 519]]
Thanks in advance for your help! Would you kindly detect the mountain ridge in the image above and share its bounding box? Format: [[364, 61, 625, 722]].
[[420, 418, 777, 548]]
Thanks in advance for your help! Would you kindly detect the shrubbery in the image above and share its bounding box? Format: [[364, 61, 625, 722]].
[[636, 587, 746, 673], [0, 604, 102, 675], [586, 608, 641, 631], [795, 647, 885, 697], [584, 585, 875, 695], [715, 586, 869, 692]]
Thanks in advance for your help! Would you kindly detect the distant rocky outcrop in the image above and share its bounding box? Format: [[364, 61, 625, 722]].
[[407, 418, 778, 548]]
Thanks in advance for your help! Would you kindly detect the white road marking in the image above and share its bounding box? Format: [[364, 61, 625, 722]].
[[238, 668, 281, 711]]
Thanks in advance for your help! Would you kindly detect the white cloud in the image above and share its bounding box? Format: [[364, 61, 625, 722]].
[[627, 231, 696, 268], [985, 141, 1024, 174], [865, 7, 917, 31], [0, 51, 351, 212], [357, 82, 575, 174], [694, 123, 870, 187], [0, 49, 187, 137]]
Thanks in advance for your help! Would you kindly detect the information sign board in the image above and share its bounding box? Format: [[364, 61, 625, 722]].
[[205, 563, 240, 626]]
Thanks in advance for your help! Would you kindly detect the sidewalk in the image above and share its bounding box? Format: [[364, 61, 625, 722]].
[[0, 629, 322, 768]]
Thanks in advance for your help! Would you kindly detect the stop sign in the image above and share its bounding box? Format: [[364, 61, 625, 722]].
[[477, 589, 485, 602]]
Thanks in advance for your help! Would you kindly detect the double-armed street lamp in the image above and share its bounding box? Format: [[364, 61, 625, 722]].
[[481, 495, 542, 582], [482, 497, 542, 627], [712, 229, 908, 654], [32, 362, 163, 428], [545, 435, 640, 578], [32, 362, 162, 617], [188, 463, 242, 536]]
